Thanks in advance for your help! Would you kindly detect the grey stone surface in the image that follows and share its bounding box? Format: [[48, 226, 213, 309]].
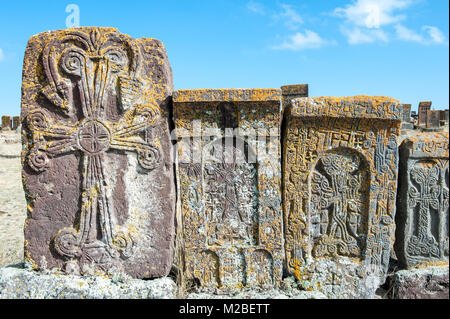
[[395, 132, 449, 269], [187, 277, 326, 299], [387, 266, 449, 299], [0, 266, 177, 299], [187, 290, 326, 299], [401, 122, 414, 130]]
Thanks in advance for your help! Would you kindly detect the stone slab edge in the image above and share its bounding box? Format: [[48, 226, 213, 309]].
[[0, 267, 176, 299]]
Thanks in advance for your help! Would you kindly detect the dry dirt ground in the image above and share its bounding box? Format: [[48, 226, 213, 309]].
[[0, 130, 26, 267]]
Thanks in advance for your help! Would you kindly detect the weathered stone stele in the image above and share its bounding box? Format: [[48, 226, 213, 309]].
[[1, 116, 11, 130], [283, 96, 402, 298], [12, 116, 20, 130], [173, 89, 283, 291], [443, 110, 449, 122], [281, 84, 308, 110], [401, 104, 411, 123], [21, 27, 175, 278], [395, 132, 449, 269], [418, 102, 431, 127], [426, 110, 441, 128], [401, 104, 413, 130]]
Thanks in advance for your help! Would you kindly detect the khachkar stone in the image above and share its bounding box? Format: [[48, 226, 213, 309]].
[[12, 116, 20, 130], [21, 27, 175, 278], [283, 96, 402, 299], [1, 116, 11, 130], [173, 89, 283, 291], [418, 101, 431, 127], [395, 132, 449, 269], [401, 104, 413, 130], [281, 84, 308, 109], [426, 110, 442, 129]]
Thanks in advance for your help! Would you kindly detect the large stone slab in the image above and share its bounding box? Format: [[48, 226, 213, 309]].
[[395, 132, 449, 269], [0, 266, 176, 299], [386, 266, 449, 299], [173, 89, 283, 292], [283, 96, 402, 298], [21, 27, 175, 278]]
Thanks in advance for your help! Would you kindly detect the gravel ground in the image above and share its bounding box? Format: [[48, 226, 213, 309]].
[[0, 131, 26, 267]]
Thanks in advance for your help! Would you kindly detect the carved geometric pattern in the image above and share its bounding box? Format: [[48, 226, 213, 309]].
[[174, 89, 283, 291], [395, 132, 449, 269], [310, 150, 369, 259], [284, 96, 402, 299]]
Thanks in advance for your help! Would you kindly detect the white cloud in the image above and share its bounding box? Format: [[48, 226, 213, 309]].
[[423, 26, 446, 44], [275, 4, 303, 30], [0, 48, 4, 61], [247, 1, 265, 15], [334, 0, 447, 46], [273, 30, 331, 51], [334, 0, 411, 29], [395, 24, 447, 44], [343, 27, 389, 44]]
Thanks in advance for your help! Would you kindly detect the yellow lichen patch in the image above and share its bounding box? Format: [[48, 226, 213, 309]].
[[174, 88, 283, 292], [412, 260, 449, 270], [173, 88, 281, 103], [284, 95, 401, 298], [291, 95, 402, 120]]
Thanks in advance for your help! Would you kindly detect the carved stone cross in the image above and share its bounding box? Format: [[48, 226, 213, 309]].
[[22, 27, 175, 278]]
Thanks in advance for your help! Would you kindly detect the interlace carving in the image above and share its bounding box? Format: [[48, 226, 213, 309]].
[[407, 163, 441, 258], [204, 142, 258, 247], [311, 151, 368, 258]]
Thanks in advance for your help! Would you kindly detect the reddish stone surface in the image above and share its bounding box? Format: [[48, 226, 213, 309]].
[[388, 266, 449, 299], [21, 27, 175, 279], [418, 101, 431, 126]]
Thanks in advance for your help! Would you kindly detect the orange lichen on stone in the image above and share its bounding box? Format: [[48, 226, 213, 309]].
[[290, 95, 402, 120], [283, 95, 402, 298], [21, 27, 175, 279], [174, 88, 283, 292], [173, 88, 281, 103]]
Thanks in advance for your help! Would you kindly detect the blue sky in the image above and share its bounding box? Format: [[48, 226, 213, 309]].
[[0, 0, 448, 116]]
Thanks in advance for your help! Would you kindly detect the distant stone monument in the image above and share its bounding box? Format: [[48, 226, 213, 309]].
[[418, 102, 432, 127], [283, 96, 402, 298], [21, 27, 175, 278], [1, 116, 11, 130], [12, 116, 20, 130], [281, 84, 308, 110], [401, 104, 413, 130], [395, 132, 449, 269], [426, 110, 442, 130], [173, 89, 283, 291], [440, 110, 449, 126]]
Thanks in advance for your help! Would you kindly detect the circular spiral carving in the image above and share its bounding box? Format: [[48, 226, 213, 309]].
[[105, 48, 129, 72], [54, 228, 81, 259], [134, 105, 161, 127], [27, 111, 47, 130], [61, 49, 85, 77], [138, 146, 161, 170], [28, 150, 50, 172], [113, 231, 135, 259]]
